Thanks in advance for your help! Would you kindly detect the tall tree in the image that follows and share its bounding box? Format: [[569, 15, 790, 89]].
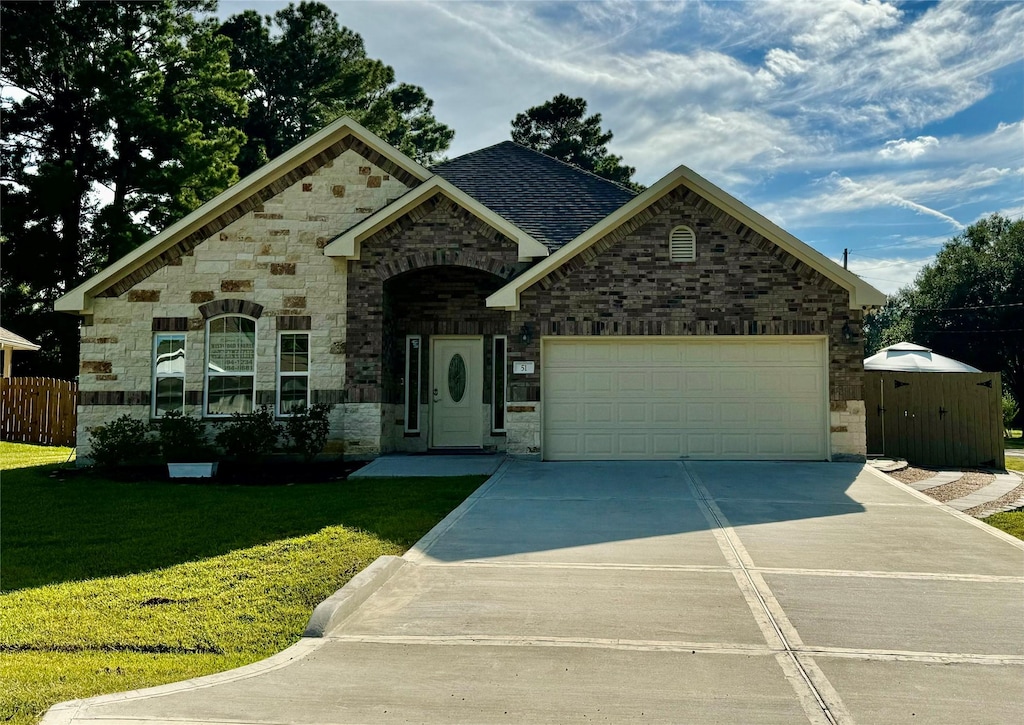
[[1, 0, 248, 377], [864, 214, 1024, 414], [219, 1, 453, 175], [511, 94, 639, 189]]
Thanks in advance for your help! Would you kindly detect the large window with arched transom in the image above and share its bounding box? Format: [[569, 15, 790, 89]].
[[205, 315, 256, 416]]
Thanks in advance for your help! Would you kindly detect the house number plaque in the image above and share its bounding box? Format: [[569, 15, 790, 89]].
[[513, 361, 535, 374]]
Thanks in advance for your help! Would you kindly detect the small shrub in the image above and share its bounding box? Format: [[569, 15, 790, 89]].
[[285, 403, 333, 462], [1004, 392, 1020, 436], [88, 415, 154, 468], [214, 405, 282, 461], [152, 411, 215, 462]]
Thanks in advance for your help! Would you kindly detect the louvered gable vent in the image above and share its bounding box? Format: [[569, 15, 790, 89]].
[[669, 225, 696, 262]]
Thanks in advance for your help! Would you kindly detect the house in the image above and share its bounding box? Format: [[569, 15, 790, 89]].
[[56, 117, 885, 463]]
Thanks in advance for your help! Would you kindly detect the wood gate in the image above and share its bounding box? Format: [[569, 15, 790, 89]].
[[864, 371, 1003, 468], [0, 377, 78, 447]]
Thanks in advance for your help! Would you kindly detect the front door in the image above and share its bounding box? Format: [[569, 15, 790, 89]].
[[430, 336, 484, 448]]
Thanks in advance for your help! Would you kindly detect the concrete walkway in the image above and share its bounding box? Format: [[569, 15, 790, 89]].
[[45, 461, 1024, 724], [947, 473, 1023, 512], [349, 453, 504, 478], [908, 470, 963, 491]]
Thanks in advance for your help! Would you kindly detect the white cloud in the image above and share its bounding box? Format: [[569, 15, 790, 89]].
[[842, 255, 934, 294], [879, 136, 939, 160]]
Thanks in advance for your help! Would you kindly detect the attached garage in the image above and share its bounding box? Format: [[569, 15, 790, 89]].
[[542, 337, 829, 461]]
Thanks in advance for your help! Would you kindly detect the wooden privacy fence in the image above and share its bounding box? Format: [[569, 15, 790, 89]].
[[864, 371, 1003, 468], [0, 377, 77, 447]]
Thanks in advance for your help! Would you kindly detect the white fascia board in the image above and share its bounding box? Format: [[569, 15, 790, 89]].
[[323, 176, 550, 262], [486, 165, 886, 310], [54, 116, 432, 316]]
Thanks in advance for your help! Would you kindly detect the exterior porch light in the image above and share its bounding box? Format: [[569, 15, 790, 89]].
[[519, 323, 533, 346], [842, 321, 857, 343]]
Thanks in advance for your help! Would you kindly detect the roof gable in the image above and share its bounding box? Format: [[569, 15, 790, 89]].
[[487, 165, 887, 311], [323, 175, 549, 261], [55, 117, 431, 315], [431, 141, 636, 251]]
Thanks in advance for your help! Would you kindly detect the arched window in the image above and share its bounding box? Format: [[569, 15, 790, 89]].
[[205, 315, 256, 416], [669, 225, 697, 262]]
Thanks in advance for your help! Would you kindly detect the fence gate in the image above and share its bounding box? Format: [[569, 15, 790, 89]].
[[864, 371, 1003, 468], [0, 377, 78, 447]]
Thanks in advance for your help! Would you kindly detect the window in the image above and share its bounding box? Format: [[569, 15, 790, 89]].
[[205, 315, 256, 416], [152, 333, 185, 417], [492, 335, 507, 432], [277, 332, 310, 415], [405, 335, 421, 433], [669, 225, 697, 262]]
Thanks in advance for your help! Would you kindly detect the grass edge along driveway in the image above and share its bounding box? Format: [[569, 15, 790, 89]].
[[0, 442, 485, 725]]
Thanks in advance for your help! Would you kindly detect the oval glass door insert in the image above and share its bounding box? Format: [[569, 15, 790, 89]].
[[448, 354, 467, 403]]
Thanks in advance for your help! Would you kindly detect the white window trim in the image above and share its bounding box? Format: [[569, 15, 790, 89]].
[[405, 335, 422, 433], [203, 314, 257, 418], [669, 225, 697, 262], [492, 335, 507, 433], [152, 332, 185, 418], [277, 330, 311, 416]]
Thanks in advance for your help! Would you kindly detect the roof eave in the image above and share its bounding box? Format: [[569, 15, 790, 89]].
[[54, 116, 432, 316]]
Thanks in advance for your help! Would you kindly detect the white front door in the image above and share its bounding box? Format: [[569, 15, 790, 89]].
[[430, 336, 484, 448]]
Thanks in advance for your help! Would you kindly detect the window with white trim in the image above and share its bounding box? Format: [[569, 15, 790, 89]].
[[669, 225, 697, 262], [492, 335, 507, 432], [277, 332, 310, 415], [405, 335, 421, 433], [152, 333, 185, 417], [205, 315, 256, 416]]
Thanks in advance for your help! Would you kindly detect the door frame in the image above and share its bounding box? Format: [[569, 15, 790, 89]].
[[429, 335, 485, 449]]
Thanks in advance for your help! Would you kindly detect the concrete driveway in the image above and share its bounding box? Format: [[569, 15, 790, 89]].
[[46, 461, 1024, 724]]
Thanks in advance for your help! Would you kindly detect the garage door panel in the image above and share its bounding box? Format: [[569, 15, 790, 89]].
[[543, 338, 827, 461]]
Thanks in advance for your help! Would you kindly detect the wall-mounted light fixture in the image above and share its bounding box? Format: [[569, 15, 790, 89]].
[[842, 321, 858, 343], [519, 323, 533, 346]]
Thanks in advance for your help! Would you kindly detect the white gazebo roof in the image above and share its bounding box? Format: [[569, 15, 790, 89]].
[[865, 342, 981, 373], [0, 326, 40, 352]]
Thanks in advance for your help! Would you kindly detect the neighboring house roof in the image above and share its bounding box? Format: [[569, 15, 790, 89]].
[[0, 327, 41, 351], [487, 165, 887, 311], [323, 176, 550, 261], [55, 116, 433, 315], [431, 141, 637, 251], [865, 342, 982, 372]]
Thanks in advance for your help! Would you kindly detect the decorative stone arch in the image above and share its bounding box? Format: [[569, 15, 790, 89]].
[[374, 250, 522, 282], [198, 299, 264, 319]]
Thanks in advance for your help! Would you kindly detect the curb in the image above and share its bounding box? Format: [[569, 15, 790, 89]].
[[303, 554, 407, 637], [864, 465, 1024, 550]]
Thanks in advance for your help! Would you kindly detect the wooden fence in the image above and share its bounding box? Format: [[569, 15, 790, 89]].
[[0, 377, 78, 447], [864, 371, 1003, 468]]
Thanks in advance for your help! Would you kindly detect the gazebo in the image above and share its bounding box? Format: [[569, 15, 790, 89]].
[[864, 342, 1002, 467], [0, 326, 40, 378]]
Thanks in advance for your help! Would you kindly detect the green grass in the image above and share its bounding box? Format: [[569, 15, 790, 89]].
[[0, 442, 484, 724], [1005, 429, 1023, 450], [983, 511, 1024, 541]]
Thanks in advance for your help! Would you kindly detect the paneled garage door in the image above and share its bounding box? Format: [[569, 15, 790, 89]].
[[542, 337, 828, 461]]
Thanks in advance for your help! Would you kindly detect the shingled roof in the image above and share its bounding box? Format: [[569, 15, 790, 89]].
[[431, 141, 637, 251]]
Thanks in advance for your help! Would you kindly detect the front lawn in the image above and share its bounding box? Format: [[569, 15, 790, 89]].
[[0, 442, 484, 724], [984, 511, 1024, 541]]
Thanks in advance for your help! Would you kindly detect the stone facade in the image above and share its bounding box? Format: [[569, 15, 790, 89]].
[[76, 147, 411, 459]]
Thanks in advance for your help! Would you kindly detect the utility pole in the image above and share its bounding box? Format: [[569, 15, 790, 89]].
[[843, 248, 848, 269]]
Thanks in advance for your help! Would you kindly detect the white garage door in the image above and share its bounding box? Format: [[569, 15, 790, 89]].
[[542, 337, 828, 461]]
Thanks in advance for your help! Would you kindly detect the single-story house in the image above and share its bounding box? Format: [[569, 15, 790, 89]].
[[56, 117, 885, 462]]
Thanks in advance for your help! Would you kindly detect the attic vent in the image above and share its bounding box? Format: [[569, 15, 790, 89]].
[[669, 226, 696, 262]]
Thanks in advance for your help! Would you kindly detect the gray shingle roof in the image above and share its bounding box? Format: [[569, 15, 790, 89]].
[[431, 141, 637, 251]]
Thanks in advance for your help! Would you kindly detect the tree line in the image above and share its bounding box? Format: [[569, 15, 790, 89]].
[[1, 1, 635, 379]]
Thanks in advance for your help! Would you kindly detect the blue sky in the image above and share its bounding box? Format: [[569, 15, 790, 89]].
[[222, 0, 1024, 295]]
